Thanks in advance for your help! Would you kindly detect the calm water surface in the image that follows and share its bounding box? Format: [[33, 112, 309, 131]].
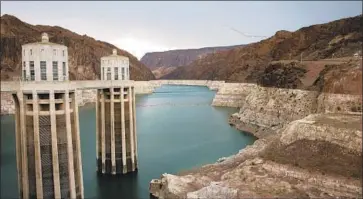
[[1, 85, 256, 199]]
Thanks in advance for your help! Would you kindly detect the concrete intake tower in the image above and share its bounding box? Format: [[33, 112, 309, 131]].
[[96, 49, 138, 174], [13, 33, 84, 199]]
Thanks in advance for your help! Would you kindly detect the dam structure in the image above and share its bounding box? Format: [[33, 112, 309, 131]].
[[13, 33, 83, 199], [96, 49, 138, 175]]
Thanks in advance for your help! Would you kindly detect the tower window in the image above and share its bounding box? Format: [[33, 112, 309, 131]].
[[63, 50, 65, 56], [107, 67, 111, 80], [40, 61, 47, 80], [126, 68, 129, 79], [114, 67, 118, 80], [53, 49, 57, 55], [121, 68, 125, 80], [22, 61, 26, 80], [23, 70, 26, 80], [102, 67, 104, 80], [53, 61, 58, 80], [30, 61, 35, 80], [62, 62, 66, 77], [30, 49, 32, 55]]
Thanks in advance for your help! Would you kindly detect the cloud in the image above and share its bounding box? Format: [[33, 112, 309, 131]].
[[110, 37, 175, 59]]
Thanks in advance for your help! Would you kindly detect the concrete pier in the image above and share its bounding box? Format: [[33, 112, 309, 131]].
[[96, 86, 138, 174], [12, 89, 84, 199]]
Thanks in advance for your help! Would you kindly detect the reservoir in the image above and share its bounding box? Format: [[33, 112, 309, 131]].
[[1, 85, 256, 199]]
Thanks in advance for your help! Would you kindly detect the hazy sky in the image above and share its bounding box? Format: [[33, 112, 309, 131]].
[[1, 1, 362, 59]]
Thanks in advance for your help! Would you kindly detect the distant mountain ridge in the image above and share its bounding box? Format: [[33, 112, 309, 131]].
[[159, 14, 362, 95], [0, 14, 155, 81], [140, 45, 245, 78]]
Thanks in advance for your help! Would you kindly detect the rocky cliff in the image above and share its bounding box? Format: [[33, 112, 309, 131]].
[[161, 15, 362, 84], [0, 14, 155, 81], [140, 45, 244, 78]]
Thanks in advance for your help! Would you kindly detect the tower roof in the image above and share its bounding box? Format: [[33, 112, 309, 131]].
[[101, 49, 128, 59], [22, 32, 65, 47]]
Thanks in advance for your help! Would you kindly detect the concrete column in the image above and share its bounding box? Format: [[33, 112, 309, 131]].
[[120, 87, 127, 174], [49, 91, 61, 198], [72, 90, 84, 198], [32, 91, 43, 199], [132, 87, 138, 168], [110, 88, 116, 174], [17, 91, 29, 199], [14, 93, 22, 198], [100, 90, 106, 173], [128, 87, 135, 171], [64, 91, 76, 198], [96, 90, 99, 164]]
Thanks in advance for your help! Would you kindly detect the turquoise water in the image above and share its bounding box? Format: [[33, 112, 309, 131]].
[[1, 85, 256, 199]]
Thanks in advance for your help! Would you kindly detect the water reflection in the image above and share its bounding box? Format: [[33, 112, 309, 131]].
[[96, 172, 139, 199]]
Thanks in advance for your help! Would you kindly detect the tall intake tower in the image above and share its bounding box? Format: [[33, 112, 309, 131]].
[[96, 49, 138, 175], [13, 33, 84, 199]]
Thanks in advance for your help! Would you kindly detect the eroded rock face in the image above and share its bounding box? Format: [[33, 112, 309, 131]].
[[279, 114, 362, 153], [149, 113, 362, 198], [228, 86, 319, 138], [217, 83, 362, 138], [211, 83, 258, 107]]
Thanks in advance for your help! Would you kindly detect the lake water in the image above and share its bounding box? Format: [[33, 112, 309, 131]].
[[1, 85, 256, 199]]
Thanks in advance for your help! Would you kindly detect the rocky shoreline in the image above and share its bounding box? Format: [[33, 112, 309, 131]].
[[149, 83, 362, 198]]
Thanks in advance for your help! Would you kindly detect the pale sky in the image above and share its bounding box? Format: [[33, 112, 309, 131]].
[[1, 1, 362, 59]]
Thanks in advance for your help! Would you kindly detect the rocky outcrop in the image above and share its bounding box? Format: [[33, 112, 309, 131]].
[[212, 82, 362, 138], [211, 83, 258, 107], [150, 113, 362, 198], [0, 14, 155, 81], [229, 87, 320, 138], [152, 66, 178, 79], [309, 59, 362, 95]]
